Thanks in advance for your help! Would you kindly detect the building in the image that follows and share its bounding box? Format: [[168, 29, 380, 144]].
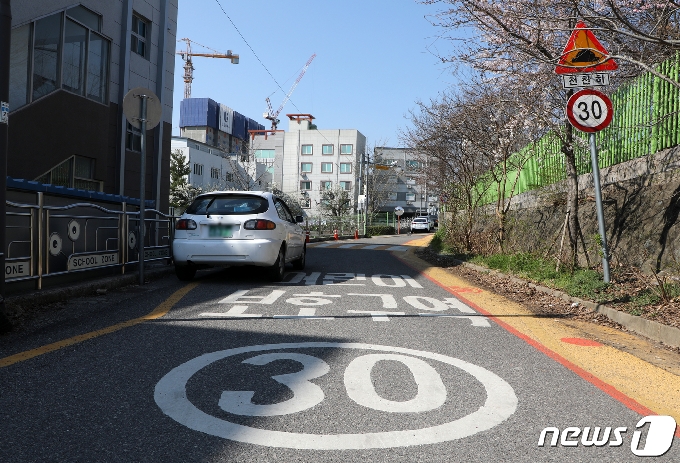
[[374, 147, 439, 217], [178, 97, 266, 154], [8, 0, 177, 211], [250, 114, 365, 216], [171, 136, 272, 192]]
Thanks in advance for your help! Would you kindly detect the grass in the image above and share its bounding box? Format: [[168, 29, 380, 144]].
[[469, 252, 610, 302]]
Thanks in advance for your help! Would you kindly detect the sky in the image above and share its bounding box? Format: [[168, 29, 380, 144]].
[[172, 0, 460, 147]]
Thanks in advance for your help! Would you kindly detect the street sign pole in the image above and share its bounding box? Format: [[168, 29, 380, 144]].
[[138, 94, 147, 286], [0, 0, 12, 332], [589, 133, 611, 282]]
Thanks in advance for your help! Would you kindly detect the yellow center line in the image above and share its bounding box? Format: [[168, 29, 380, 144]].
[[0, 282, 199, 368]]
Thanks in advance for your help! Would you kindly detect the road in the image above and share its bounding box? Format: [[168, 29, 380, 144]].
[[1, 234, 678, 462]]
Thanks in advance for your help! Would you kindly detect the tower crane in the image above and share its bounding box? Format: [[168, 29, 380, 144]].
[[264, 54, 316, 130], [176, 38, 239, 99]]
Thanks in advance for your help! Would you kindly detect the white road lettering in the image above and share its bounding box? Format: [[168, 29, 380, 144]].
[[286, 292, 340, 306], [218, 353, 330, 416], [279, 272, 321, 285], [273, 308, 334, 320], [348, 310, 405, 321], [200, 306, 262, 318], [403, 296, 449, 312], [444, 297, 476, 313], [219, 289, 286, 305], [348, 293, 398, 309], [371, 274, 407, 287], [155, 342, 518, 449], [401, 275, 423, 288], [344, 354, 447, 413], [323, 273, 364, 286]]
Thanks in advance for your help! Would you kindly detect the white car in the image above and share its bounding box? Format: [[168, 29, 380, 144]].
[[172, 191, 306, 281], [410, 216, 433, 233]]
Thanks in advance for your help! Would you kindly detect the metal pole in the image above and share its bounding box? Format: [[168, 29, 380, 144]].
[[589, 133, 610, 283], [0, 0, 12, 332], [139, 94, 147, 285], [362, 152, 367, 236]]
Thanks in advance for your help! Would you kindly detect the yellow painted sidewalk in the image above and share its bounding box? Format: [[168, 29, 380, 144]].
[[398, 236, 680, 431]]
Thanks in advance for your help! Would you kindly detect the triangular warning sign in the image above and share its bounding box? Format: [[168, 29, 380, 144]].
[[555, 22, 618, 74]]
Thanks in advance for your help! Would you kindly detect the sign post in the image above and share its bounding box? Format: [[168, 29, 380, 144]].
[[556, 22, 617, 283], [123, 87, 161, 285], [394, 206, 404, 235]]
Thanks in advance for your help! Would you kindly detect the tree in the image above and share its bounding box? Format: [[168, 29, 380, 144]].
[[169, 149, 201, 213], [225, 140, 272, 191], [318, 186, 353, 217]]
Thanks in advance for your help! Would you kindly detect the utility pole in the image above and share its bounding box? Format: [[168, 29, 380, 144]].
[[0, 0, 12, 332]]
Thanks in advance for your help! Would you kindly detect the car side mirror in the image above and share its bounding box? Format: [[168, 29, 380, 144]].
[[295, 215, 304, 223]]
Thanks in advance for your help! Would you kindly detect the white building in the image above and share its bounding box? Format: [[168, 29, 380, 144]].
[[171, 137, 272, 192], [250, 114, 365, 215]]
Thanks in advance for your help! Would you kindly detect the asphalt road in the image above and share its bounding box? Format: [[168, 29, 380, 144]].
[[0, 234, 678, 462]]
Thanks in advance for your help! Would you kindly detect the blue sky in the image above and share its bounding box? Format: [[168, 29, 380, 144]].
[[172, 0, 459, 147]]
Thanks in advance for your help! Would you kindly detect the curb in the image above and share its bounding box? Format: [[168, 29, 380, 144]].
[[5, 265, 175, 310], [441, 255, 680, 349]]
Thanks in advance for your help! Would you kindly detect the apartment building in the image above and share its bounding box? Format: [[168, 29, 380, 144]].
[[250, 114, 365, 215], [9, 0, 177, 210]]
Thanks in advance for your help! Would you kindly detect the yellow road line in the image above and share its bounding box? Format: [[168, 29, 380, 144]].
[[0, 282, 199, 368], [398, 249, 680, 426]]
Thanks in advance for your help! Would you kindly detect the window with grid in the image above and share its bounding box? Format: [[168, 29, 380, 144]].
[[340, 181, 351, 191], [340, 144, 353, 155], [322, 144, 334, 155], [210, 167, 220, 179], [340, 163, 352, 173], [320, 181, 332, 190], [301, 145, 313, 155], [193, 163, 204, 176], [321, 163, 333, 173], [126, 122, 141, 152], [301, 163, 313, 173], [131, 13, 149, 59], [300, 181, 312, 190], [406, 193, 416, 201]]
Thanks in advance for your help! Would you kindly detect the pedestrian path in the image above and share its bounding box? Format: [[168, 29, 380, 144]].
[[307, 242, 408, 252]]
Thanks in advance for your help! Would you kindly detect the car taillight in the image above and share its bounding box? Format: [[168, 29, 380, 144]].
[[176, 219, 197, 230], [243, 219, 276, 230]]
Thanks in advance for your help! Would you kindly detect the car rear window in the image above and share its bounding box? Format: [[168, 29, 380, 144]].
[[414, 218, 427, 222], [185, 195, 269, 215]]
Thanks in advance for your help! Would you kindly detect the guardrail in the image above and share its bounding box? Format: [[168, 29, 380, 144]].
[[5, 192, 174, 289]]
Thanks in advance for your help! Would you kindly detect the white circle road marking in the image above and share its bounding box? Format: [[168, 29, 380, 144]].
[[154, 342, 518, 450]]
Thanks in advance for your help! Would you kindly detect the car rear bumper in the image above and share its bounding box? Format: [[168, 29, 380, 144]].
[[173, 238, 281, 267]]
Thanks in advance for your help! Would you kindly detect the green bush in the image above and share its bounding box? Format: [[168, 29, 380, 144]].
[[366, 225, 395, 236]]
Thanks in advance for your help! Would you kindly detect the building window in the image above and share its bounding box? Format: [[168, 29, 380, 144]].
[[300, 181, 312, 190], [131, 13, 149, 59], [255, 149, 276, 159], [340, 181, 351, 191], [340, 163, 352, 173], [321, 162, 333, 173], [211, 167, 220, 179], [11, 7, 109, 110], [126, 122, 142, 152], [301, 144, 313, 155], [406, 193, 416, 202], [35, 155, 102, 192], [406, 160, 421, 170], [340, 144, 353, 155], [193, 163, 204, 176], [322, 144, 334, 155], [320, 181, 332, 190], [301, 162, 313, 173], [226, 172, 234, 182]]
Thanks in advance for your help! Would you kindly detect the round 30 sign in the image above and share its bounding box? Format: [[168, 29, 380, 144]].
[[154, 342, 518, 450], [566, 88, 613, 133]]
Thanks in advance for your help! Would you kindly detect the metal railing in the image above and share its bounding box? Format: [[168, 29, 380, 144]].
[[5, 192, 174, 289]]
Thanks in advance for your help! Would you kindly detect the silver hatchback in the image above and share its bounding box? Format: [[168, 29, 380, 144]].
[[172, 191, 306, 281]]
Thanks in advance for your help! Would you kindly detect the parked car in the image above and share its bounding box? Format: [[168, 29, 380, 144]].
[[410, 216, 433, 233], [172, 191, 306, 282]]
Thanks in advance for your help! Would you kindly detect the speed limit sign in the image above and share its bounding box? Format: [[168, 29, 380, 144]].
[[566, 88, 613, 132]]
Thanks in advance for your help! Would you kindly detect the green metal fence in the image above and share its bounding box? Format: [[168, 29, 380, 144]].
[[477, 55, 680, 205]]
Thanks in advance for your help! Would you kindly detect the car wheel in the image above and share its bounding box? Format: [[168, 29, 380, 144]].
[[292, 245, 306, 270], [268, 246, 286, 282], [175, 264, 196, 281]]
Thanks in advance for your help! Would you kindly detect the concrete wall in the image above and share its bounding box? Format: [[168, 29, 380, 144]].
[[462, 146, 680, 273]]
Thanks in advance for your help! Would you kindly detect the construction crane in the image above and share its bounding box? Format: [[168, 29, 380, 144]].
[[264, 54, 316, 130], [176, 38, 239, 99]]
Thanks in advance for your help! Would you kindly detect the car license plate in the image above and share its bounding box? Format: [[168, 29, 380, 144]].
[[208, 225, 233, 238]]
